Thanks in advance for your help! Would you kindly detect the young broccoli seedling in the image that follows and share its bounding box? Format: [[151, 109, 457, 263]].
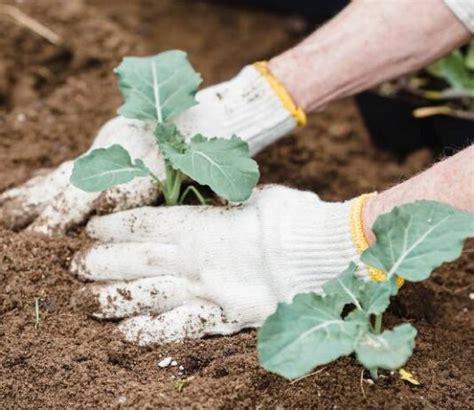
[[70, 50, 259, 205], [412, 41, 474, 118], [257, 200, 473, 381], [425, 40, 474, 100]]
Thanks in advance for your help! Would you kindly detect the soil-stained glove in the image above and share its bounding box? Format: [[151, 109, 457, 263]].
[[0, 117, 162, 235], [70, 185, 378, 347], [175, 62, 306, 154], [0, 63, 305, 235]]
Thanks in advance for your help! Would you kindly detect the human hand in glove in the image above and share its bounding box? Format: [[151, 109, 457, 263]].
[[70, 185, 378, 346], [0, 63, 305, 236]]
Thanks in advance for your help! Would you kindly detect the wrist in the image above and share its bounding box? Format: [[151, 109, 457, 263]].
[[351, 193, 405, 287], [361, 195, 377, 245], [268, 54, 315, 113], [350, 193, 386, 282], [253, 62, 306, 126], [268, 43, 349, 113], [212, 64, 306, 155], [174, 64, 303, 156]]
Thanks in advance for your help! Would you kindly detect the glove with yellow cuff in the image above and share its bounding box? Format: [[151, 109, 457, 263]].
[[0, 63, 305, 235], [70, 185, 398, 346], [175, 62, 306, 155]]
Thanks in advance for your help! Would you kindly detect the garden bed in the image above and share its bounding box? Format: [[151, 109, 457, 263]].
[[0, 0, 473, 408]]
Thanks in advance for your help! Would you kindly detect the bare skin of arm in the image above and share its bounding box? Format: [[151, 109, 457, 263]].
[[268, 0, 471, 112], [363, 145, 474, 244], [267, 0, 473, 241]]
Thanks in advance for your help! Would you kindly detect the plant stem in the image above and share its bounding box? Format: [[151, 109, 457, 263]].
[[34, 297, 40, 329], [413, 105, 474, 120], [149, 168, 182, 206], [374, 314, 383, 335], [369, 368, 378, 381], [369, 313, 383, 381], [149, 172, 165, 192], [163, 163, 183, 206], [179, 185, 207, 205]]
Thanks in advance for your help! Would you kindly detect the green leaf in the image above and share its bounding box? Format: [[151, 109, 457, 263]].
[[355, 324, 417, 370], [322, 262, 362, 310], [465, 41, 474, 71], [159, 133, 259, 202], [257, 293, 363, 380], [322, 263, 393, 315], [344, 308, 369, 325], [361, 201, 474, 282], [114, 50, 202, 123], [359, 280, 393, 315], [70, 145, 150, 192], [155, 123, 186, 153], [427, 50, 474, 91]]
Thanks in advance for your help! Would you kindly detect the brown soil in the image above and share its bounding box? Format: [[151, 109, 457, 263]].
[[0, 0, 473, 408]]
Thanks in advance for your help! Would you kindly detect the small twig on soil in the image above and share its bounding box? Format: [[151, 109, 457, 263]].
[[289, 367, 326, 384], [0, 5, 62, 45], [175, 376, 194, 392], [453, 284, 472, 294], [34, 297, 41, 329], [413, 105, 474, 120], [360, 369, 367, 400]]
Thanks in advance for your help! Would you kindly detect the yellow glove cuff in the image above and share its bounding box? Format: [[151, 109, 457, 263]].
[[254, 61, 307, 127], [350, 193, 405, 288]]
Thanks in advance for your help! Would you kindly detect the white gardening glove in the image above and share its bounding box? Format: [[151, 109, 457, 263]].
[[0, 117, 163, 235], [0, 64, 304, 235], [174, 63, 305, 154], [70, 185, 367, 347]]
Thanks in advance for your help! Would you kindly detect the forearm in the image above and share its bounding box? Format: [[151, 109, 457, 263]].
[[363, 145, 474, 243], [269, 0, 471, 113]]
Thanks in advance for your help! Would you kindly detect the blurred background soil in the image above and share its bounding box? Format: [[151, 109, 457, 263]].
[[0, 0, 472, 408]]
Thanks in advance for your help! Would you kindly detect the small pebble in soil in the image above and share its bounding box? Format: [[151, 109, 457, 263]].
[[363, 378, 375, 385], [328, 123, 351, 138], [158, 357, 173, 368], [116, 396, 127, 405], [171, 360, 178, 366], [469, 293, 474, 300]]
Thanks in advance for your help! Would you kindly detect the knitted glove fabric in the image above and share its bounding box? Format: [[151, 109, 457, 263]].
[[70, 185, 370, 346], [0, 64, 303, 235]]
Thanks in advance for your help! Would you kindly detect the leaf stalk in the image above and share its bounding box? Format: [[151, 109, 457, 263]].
[[369, 313, 383, 380], [374, 314, 383, 335], [162, 163, 183, 206], [179, 185, 207, 205]]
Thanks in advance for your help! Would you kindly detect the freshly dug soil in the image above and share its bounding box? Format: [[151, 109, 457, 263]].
[[0, 0, 472, 408]]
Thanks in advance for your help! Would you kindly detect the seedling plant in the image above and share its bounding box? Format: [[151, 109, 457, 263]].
[[68, 50, 474, 383], [258, 200, 473, 381], [413, 40, 474, 118], [70, 50, 259, 205]]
